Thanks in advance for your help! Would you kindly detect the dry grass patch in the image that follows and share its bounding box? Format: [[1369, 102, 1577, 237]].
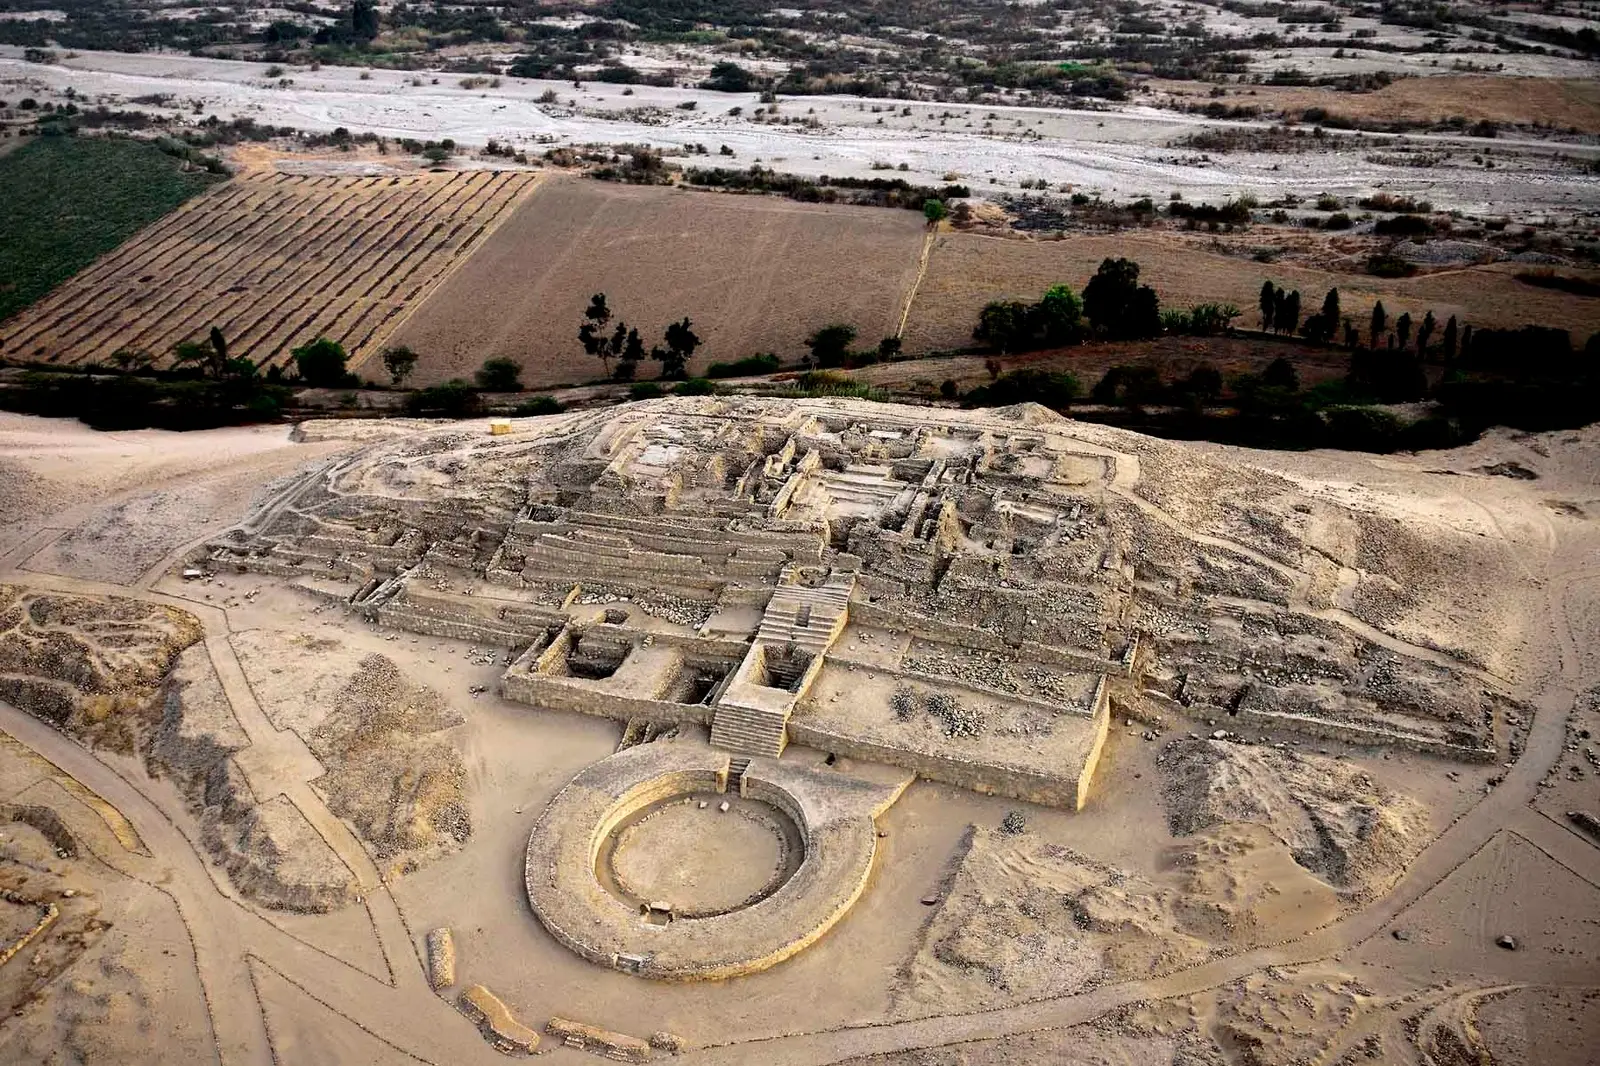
[[390, 177, 928, 387], [902, 232, 1600, 355]]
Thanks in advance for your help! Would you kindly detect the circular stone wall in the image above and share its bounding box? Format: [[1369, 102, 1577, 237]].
[[525, 742, 895, 981], [604, 794, 801, 918]]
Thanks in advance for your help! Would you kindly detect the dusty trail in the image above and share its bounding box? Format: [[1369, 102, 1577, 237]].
[[0, 544, 499, 1063]]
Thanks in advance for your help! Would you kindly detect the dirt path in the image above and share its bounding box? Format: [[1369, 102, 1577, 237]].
[[0, 491, 502, 1064]]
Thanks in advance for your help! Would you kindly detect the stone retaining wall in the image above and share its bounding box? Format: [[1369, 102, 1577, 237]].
[[789, 677, 1110, 811]]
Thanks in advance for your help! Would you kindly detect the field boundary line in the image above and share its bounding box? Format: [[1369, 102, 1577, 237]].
[[346, 170, 546, 375], [896, 227, 938, 339]]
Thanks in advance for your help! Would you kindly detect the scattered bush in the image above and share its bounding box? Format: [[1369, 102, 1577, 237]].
[[406, 379, 481, 418], [1358, 192, 1431, 213], [475, 357, 524, 391], [292, 337, 354, 387], [1514, 271, 1600, 297], [513, 393, 562, 415], [1373, 214, 1430, 236], [704, 353, 781, 378], [1365, 253, 1417, 278], [963, 368, 1081, 410]]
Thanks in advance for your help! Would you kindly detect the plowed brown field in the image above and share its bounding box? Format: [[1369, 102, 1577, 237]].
[[901, 231, 1600, 354], [388, 177, 929, 387], [0, 169, 540, 371]]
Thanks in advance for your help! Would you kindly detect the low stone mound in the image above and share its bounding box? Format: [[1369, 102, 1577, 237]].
[[1158, 738, 1428, 898], [308, 654, 471, 874], [216, 795, 358, 913], [899, 826, 1209, 1013], [0, 584, 204, 754], [1392, 239, 1500, 266], [458, 985, 538, 1055], [156, 646, 357, 912]]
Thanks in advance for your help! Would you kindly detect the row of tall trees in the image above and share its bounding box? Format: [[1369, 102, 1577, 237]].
[[1260, 280, 1467, 361]]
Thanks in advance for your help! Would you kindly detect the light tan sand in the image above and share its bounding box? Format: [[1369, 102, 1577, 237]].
[[0, 406, 1592, 1065]]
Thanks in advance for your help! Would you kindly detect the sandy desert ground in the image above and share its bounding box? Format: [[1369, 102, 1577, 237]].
[[0, 397, 1592, 1065]]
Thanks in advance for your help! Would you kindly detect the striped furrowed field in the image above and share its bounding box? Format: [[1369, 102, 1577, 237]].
[[0, 168, 540, 372]]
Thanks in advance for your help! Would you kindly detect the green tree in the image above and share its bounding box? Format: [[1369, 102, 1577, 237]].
[[1370, 300, 1387, 348], [1417, 310, 1436, 357], [963, 368, 1080, 409], [209, 325, 228, 371], [170, 339, 213, 377], [613, 327, 645, 381], [806, 323, 857, 368], [1038, 283, 1084, 343], [1083, 258, 1160, 339], [108, 348, 155, 373], [579, 293, 620, 374], [1441, 315, 1458, 364], [1259, 280, 1277, 332], [657, 318, 701, 378], [381, 345, 418, 387], [1395, 312, 1413, 351], [514, 394, 562, 415], [923, 198, 947, 226], [1300, 289, 1338, 344], [974, 301, 1032, 352], [1262, 356, 1299, 392], [1320, 287, 1340, 328], [1181, 363, 1223, 404], [702, 61, 753, 92], [351, 0, 379, 40], [1274, 289, 1300, 335], [406, 379, 480, 417], [878, 336, 903, 361], [292, 337, 350, 387], [475, 357, 524, 391]]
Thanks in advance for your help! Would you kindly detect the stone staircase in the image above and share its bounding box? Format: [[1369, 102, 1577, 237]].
[[709, 703, 789, 759], [754, 573, 853, 655]]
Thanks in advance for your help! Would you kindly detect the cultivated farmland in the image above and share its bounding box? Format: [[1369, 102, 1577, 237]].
[[0, 168, 539, 371], [900, 231, 1600, 355], [389, 177, 929, 387], [0, 135, 221, 322]]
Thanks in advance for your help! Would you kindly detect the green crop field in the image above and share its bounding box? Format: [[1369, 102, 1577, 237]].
[[0, 134, 222, 323]]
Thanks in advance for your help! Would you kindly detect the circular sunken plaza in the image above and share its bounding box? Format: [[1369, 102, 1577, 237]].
[[524, 740, 910, 980]]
